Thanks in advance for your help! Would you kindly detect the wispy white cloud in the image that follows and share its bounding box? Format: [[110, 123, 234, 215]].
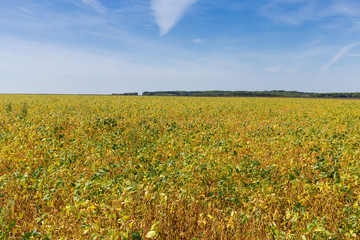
[[151, 0, 198, 35], [82, 0, 106, 13], [308, 37, 322, 46], [193, 38, 203, 43], [144, 24, 153, 29], [348, 53, 360, 57], [0, 38, 259, 94], [326, 0, 360, 17], [321, 42, 360, 74], [260, 0, 360, 25], [2, 37, 359, 93], [17, 7, 33, 15], [265, 66, 282, 73]]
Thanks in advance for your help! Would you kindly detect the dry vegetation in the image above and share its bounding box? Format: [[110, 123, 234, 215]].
[[0, 95, 360, 239]]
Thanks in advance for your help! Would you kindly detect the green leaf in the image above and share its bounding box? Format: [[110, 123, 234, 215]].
[[145, 231, 156, 238], [241, 215, 248, 225], [120, 234, 127, 240], [150, 222, 159, 231], [0, 194, 5, 198], [131, 231, 141, 240]]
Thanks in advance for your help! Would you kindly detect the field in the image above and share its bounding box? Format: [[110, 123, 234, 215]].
[[1, 95, 360, 239]]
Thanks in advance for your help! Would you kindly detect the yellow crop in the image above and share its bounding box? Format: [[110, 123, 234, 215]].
[[0, 95, 359, 239]]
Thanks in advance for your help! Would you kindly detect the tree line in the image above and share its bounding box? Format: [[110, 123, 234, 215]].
[[141, 90, 360, 98]]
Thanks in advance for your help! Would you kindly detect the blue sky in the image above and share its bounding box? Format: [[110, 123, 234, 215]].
[[1, 0, 360, 94]]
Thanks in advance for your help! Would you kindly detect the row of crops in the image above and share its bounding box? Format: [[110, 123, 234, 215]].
[[0, 95, 359, 239]]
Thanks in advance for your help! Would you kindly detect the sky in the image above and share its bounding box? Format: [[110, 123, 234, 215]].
[[1, 0, 360, 94]]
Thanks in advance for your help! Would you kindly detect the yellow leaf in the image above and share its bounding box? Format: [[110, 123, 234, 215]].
[[146, 231, 156, 238]]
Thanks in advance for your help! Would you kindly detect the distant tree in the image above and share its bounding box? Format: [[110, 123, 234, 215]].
[[112, 92, 138, 96], [142, 90, 360, 99]]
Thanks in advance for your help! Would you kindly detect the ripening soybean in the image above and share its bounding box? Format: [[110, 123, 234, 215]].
[[0, 95, 359, 239]]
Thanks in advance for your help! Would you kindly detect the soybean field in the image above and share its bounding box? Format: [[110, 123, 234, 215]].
[[1, 95, 360, 239]]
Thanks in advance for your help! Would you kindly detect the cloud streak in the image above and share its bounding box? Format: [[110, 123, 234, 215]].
[[82, 0, 106, 13], [348, 53, 360, 57], [193, 38, 203, 43], [151, 0, 198, 35], [260, 0, 360, 25], [0, 38, 258, 94], [321, 42, 360, 74], [265, 66, 282, 73]]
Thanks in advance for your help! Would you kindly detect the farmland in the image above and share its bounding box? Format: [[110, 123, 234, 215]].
[[1, 95, 360, 239]]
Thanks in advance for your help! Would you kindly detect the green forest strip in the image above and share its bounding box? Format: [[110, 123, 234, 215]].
[[142, 90, 360, 98]]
